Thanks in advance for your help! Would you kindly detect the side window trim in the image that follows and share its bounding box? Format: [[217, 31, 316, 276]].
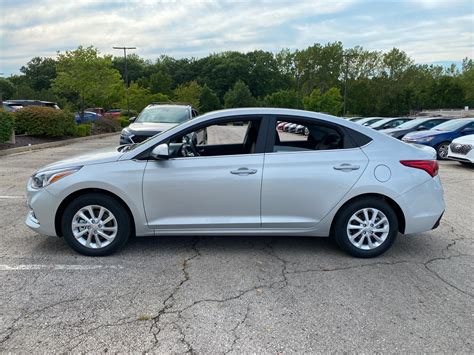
[[264, 115, 358, 153], [134, 115, 270, 160]]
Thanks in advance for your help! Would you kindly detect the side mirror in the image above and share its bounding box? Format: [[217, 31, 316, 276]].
[[417, 125, 427, 131], [129, 116, 136, 123], [462, 127, 474, 133], [150, 143, 169, 160]]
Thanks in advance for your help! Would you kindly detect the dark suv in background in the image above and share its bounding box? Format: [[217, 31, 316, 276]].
[[120, 103, 203, 145]]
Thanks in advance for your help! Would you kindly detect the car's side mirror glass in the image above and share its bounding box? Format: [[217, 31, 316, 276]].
[[129, 116, 136, 123], [151, 143, 169, 160], [417, 125, 427, 130]]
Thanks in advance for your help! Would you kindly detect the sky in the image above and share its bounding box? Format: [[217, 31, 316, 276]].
[[0, 0, 473, 76]]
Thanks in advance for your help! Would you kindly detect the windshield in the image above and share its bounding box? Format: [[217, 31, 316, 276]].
[[124, 114, 200, 151], [370, 119, 390, 128], [432, 119, 470, 131], [136, 106, 190, 124], [396, 118, 427, 129]]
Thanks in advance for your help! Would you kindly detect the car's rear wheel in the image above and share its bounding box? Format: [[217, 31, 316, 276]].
[[333, 198, 398, 258], [436, 142, 450, 160], [61, 193, 131, 256]]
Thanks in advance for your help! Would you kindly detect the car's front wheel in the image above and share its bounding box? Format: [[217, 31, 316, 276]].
[[333, 198, 398, 258], [61, 193, 131, 256], [436, 141, 450, 160]]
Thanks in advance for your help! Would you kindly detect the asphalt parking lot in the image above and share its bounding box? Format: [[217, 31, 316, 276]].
[[0, 134, 473, 352]]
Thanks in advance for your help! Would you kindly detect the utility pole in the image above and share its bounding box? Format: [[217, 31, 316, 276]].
[[113, 46, 136, 116], [343, 55, 349, 117], [0, 73, 4, 104]]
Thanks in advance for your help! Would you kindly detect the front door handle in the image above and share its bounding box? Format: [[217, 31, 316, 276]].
[[230, 167, 258, 175], [333, 163, 360, 171]]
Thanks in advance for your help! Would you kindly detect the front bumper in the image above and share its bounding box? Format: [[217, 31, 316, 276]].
[[447, 146, 474, 164], [25, 180, 60, 236]]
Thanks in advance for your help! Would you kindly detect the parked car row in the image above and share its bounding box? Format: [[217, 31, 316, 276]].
[[348, 116, 474, 163], [277, 121, 309, 135]]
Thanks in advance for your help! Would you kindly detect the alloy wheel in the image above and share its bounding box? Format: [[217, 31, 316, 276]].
[[71, 205, 118, 249], [346, 208, 390, 250], [438, 143, 449, 159]]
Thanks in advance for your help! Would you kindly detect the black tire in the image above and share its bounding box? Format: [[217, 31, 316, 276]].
[[436, 141, 450, 160], [460, 162, 473, 167], [61, 193, 131, 256], [333, 197, 398, 258]]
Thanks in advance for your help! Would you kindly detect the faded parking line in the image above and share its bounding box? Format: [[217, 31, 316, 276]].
[[0, 195, 25, 199], [0, 264, 124, 271]]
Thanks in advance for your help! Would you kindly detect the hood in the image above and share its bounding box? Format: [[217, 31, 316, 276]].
[[380, 127, 408, 135], [451, 134, 474, 145], [403, 129, 447, 140], [37, 146, 123, 173], [127, 122, 178, 134]]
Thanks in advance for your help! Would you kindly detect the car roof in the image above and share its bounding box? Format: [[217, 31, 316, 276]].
[[146, 103, 194, 109], [4, 99, 57, 104]]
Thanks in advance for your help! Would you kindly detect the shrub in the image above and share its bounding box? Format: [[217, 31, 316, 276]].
[[120, 109, 138, 118], [92, 116, 121, 134], [0, 111, 15, 143], [119, 116, 130, 128], [75, 124, 92, 137], [14, 106, 76, 137]]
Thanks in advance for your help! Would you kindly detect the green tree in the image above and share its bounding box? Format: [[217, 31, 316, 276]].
[[20, 57, 57, 91], [112, 54, 151, 84], [320, 87, 343, 115], [199, 84, 221, 113], [53, 46, 124, 117], [264, 89, 300, 108], [173, 81, 202, 108], [0, 78, 16, 100], [121, 82, 169, 113], [303, 88, 322, 112], [149, 71, 172, 95], [224, 80, 257, 108]]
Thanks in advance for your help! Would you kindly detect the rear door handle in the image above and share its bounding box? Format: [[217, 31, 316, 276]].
[[230, 167, 258, 175], [333, 163, 360, 171]]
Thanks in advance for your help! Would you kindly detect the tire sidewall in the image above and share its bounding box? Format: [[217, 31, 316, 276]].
[[334, 198, 398, 258], [61, 193, 131, 256]]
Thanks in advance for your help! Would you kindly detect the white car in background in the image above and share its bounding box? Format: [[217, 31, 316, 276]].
[[447, 135, 474, 166]]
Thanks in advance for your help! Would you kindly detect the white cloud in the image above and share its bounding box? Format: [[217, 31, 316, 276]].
[[0, 0, 472, 75]]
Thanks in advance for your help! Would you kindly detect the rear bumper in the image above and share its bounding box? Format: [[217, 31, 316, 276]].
[[396, 176, 445, 234]]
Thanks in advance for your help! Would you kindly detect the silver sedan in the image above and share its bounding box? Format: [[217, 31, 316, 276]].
[[26, 108, 445, 258]]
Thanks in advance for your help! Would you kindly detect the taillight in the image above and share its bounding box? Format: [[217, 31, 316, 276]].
[[400, 160, 439, 177]]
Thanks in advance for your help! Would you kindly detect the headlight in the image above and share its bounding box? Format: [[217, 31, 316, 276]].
[[30, 167, 82, 189], [415, 136, 434, 143]]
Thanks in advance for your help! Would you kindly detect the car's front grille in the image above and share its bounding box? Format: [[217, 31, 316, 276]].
[[450, 143, 472, 155]]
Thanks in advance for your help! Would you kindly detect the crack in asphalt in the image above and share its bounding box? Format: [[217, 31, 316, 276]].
[[1, 236, 472, 352], [147, 237, 201, 352], [224, 302, 251, 355]]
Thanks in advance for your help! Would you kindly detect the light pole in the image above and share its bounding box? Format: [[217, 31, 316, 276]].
[[0, 73, 4, 106], [343, 54, 350, 117], [113, 46, 136, 116]]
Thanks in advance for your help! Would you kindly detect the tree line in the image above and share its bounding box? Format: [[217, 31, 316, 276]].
[[0, 42, 472, 117]]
